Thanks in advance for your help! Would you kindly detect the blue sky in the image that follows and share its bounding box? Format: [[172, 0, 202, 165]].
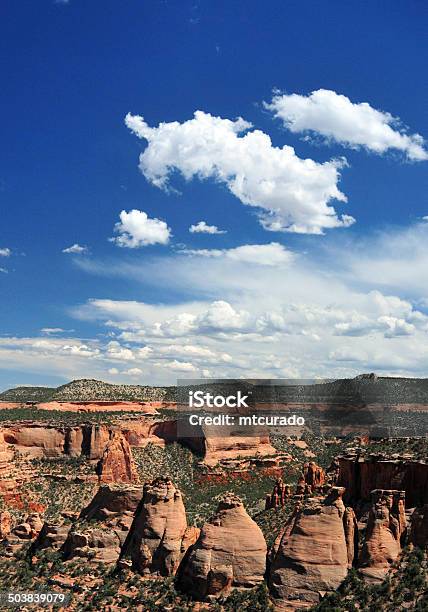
[[1, 0, 427, 389]]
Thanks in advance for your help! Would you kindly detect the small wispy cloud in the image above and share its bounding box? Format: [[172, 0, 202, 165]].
[[0, 268, 8, 274], [41, 328, 74, 335], [189, 221, 226, 234], [62, 243, 88, 254], [0, 248, 11, 257]]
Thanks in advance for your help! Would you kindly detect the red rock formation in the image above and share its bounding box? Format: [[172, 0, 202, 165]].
[[177, 494, 266, 599], [85, 425, 111, 460], [63, 528, 122, 564], [343, 506, 358, 567], [62, 484, 143, 564], [80, 484, 143, 521], [265, 479, 292, 509], [359, 489, 406, 583], [178, 424, 277, 467], [96, 432, 139, 484], [0, 423, 112, 460], [0, 430, 16, 494], [269, 487, 356, 609], [337, 453, 428, 507], [295, 476, 305, 496], [0, 511, 12, 538], [121, 478, 196, 576], [410, 504, 428, 549], [202, 431, 277, 467], [2, 426, 66, 457], [32, 522, 70, 551], [303, 461, 325, 489], [12, 513, 43, 540]]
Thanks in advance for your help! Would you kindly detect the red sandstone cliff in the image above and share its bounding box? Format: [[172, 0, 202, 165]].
[[120, 478, 198, 576], [359, 489, 406, 583], [337, 453, 428, 507], [269, 487, 357, 610], [177, 494, 266, 599]]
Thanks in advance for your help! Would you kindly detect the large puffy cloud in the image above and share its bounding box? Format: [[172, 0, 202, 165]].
[[125, 110, 354, 235], [265, 89, 428, 161], [111, 209, 171, 248]]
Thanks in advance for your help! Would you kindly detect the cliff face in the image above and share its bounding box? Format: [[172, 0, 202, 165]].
[[1, 424, 112, 460], [269, 487, 357, 610], [61, 484, 143, 564], [177, 494, 267, 599], [121, 478, 196, 577], [96, 432, 139, 484], [410, 504, 428, 549], [359, 489, 406, 583], [0, 431, 16, 494], [337, 453, 428, 507], [0, 422, 151, 462]]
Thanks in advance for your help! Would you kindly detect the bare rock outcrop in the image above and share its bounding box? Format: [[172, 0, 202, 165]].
[[269, 487, 356, 610], [1, 423, 112, 461], [177, 494, 267, 599], [0, 430, 16, 494], [80, 483, 143, 521], [10, 513, 43, 541], [266, 478, 292, 509], [410, 504, 428, 549], [62, 484, 143, 564], [303, 461, 325, 489], [0, 511, 13, 539], [203, 432, 277, 467], [32, 522, 71, 551], [337, 453, 428, 507], [96, 432, 139, 484], [359, 489, 406, 583], [63, 528, 122, 563], [120, 478, 196, 576]]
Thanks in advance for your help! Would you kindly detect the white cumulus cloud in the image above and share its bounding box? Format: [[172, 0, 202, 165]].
[[111, 209, 171, 248], [265, 89, 428, 161], [181, 242, 294, 266], [0, 248, 11, 257], [189, 221, 226, 234], [125, 110, 353, 235], [62, 244, 88, 254]]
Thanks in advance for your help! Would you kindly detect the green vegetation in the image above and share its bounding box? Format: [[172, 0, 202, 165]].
[[133, 443, 283, 526], [313, 548, 428, 611], [0, 407, 156, 424], [0, 386, 55, 402], [0, 378, 174, 403]]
